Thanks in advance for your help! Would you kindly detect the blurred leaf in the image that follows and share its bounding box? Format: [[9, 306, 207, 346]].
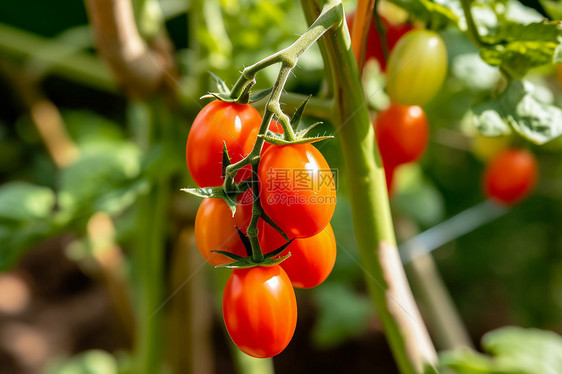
[[539, 0, 562, 20], [46, 350, 119, 374], [386, 0, 459, 30], [471, 80, 562, 144], [0, 182, 55, 222], [440, 327, 562, 374], [59, 141, 142, 215], [479, 21, 562, 78], [393, 164, 445, 228], [312, 282, 374, 349]]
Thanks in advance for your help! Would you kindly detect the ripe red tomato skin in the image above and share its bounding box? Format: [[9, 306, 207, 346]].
[[483, 149, 538, 205], [194, 198, 248, 266], [374, 104, 428, 168], [259, 222, 336, 289], [222, 266, 297, 358], [258, 143, 336, 238], [186, 101, 261, 187], [346, 12, 415, 71]]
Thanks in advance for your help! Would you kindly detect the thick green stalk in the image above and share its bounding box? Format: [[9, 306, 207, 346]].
[[302, 1, 437, 373], [134, 179, 168, 374]]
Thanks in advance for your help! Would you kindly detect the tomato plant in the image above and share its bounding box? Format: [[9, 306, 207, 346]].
[[258, 143, 336, 238], [186, 101, 261, 187], [483, 148, 538, 205], [222, 266, 297, 358], [346, 12, 415, 70], [386, 29, 448, 106], [243, 120, 284, 156], [259, 222, 336, 289], [194, 198, 248, 266]]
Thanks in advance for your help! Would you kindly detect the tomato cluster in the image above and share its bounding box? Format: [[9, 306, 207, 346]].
[[186, 100, 337, 358]]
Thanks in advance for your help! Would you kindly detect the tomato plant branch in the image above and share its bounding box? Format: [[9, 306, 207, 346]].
[[85, 0, 175, 98], [302, 1, 437, 373], [459, 0, 484, 48]]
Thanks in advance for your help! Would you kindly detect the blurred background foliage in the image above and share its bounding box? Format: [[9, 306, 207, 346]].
[[0, 0, 561, 373]]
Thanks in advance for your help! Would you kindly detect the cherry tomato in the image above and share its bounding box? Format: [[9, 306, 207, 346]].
[[258, 144, 336, 238], [483, 148, 538, 205], [347, 12, 415, 71], [194, 198, 248, 266], [386, 30, 447, 105], [186, 101, 261, 187], [374, 104, 428, 169], [259, 222, 336, 289], [223, 266, 297, 358], [243, 120, 284, 156]]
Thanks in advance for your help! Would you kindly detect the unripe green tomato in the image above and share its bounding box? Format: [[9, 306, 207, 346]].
[[386, 30, 448, 106]]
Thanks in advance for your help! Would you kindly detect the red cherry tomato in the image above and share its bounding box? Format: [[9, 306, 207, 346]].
[[258, 144, 336, 238], [194, 198, 248, 266], [346, 12, 415, 71], [374, 104, 428, 169], [483, 148, 538, 205], [186, 101, 261, 187], [259, 222, 336, 289], [243, 120, 284, 156], [223, 266, 297, 358]]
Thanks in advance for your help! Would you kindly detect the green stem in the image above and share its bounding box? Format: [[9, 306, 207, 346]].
[[302, 1, 437, 373], [460, 0, 483, 48], [254, 92, 334, 121], [134, 179, 168, 374]]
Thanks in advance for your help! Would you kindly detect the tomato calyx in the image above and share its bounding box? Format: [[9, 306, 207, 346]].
[[201, 72, 256, 105], [212, 228, 295, 269]]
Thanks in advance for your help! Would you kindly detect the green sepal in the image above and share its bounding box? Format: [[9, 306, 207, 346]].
[[290, 95, 312, 132], [249, 88, 273, 103], [235, 226, 253, 257], [261, 212, 289, 241], [295, 122, 324, 138], [208, 72, 230, 95], [259, 134, 334, 145], [180, 186, 240, 215], [222, 141, 231, 180], [264, 238, 295, 259], [214, 252, 292, 269], [210, 250, 245, 261], [200, 92, 237, 102]]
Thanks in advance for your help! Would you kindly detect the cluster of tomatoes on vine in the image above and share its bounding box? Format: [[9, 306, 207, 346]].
[[350, 11, 538, 204], [185, 98, 337, 358]]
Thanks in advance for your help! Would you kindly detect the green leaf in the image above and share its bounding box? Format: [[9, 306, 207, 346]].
[[439, 327, 562, 374], [479, 21, 562, 78], [311, 282, 374, 349], [59, 141, 142, 215], [539, 0, 562, 20], [0, 182, 55, 222], [482, 327, 562, 374], [471, 80, 562, 144], [386, 0, 459, 30]]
